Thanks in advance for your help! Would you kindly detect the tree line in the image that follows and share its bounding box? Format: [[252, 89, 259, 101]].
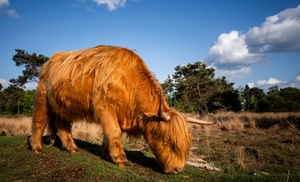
[[161, 62, 300, 116], [1, 49, 300, 116]]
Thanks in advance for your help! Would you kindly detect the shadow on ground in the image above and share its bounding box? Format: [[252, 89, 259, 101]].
[[37, 136, 161, 173]]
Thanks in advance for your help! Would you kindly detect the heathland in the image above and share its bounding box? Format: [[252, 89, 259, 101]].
[[0, 112, 299, 181]]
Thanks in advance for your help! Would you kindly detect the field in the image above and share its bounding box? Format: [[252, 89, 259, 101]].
[[0, 112, 300, 181]]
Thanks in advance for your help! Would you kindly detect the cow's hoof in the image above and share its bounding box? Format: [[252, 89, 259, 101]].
[[69, 149, 78, 154], [117, 161, 130, 168], [32, 148, 43, 153]]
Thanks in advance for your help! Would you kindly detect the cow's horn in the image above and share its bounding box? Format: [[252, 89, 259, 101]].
[[160, 112, 170, 121], [187, 117, 216, 125]]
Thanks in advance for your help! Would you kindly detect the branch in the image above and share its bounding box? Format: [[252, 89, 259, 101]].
[[129, 144, 148, 152], [187, 161, 224, 172], [130, 146, 146, 152]]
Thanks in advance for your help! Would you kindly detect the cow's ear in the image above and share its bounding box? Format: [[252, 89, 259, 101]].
[[144, 113, 160, 121]]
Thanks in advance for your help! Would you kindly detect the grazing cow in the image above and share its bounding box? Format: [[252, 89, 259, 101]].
[[29, 45, 215, 174]]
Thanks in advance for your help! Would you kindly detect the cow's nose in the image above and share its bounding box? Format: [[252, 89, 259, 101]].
[[175, 167, 183, 173], [164, 166, 184, 174], [168, 167, 183, 174]]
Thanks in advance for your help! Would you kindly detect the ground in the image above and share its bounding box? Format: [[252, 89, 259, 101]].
[[0, 112, 299, 181]]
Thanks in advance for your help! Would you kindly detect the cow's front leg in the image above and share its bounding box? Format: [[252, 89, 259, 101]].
[[97, 109, 128, 166], [102, 133, 128, 167]]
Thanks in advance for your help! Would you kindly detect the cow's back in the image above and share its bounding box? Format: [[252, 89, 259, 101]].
[[40, 45, 161, 122]]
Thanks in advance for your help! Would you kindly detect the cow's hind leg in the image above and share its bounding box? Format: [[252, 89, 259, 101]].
[[98, 110, 128, 167], [30, 82, 48, 153], [55, 119, 78, 153], [31, 111, 48, 153]]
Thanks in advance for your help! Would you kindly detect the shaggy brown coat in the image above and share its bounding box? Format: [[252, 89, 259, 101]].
[[30, 45, 191, 174]]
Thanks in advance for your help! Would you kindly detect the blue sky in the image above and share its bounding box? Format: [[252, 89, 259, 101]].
[[1, 0, 300, 90]]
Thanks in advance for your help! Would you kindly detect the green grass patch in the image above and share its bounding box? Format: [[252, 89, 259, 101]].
[[0, 135, 299, 181]]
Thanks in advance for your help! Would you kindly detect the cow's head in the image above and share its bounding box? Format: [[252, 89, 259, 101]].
[[143, 109, 215, 174]]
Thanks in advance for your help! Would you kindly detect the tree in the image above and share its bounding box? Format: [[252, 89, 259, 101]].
[[0, 83, 3, 114], [161, 75, 175, 107], [267, 86, 280, 97], [250, 87, 268, 112], [208, 89, 242, 113], [10, 49, 49, 88], [278, 87, 300, 112], [0, 85, 25, 115], [240, 85, 300, 112], [266, 86, 284, 112], [20, 90, 36, 115], [264, 86, 300, 112], [0, 49, 48, 115], [172, 62, 215, 115], [242, 85, 252, 111], [163, 61, 241, 116], [207, 77, 242, 113], [242, 85, 267, 112]]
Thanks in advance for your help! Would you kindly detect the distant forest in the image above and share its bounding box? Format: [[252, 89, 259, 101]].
[[1, 49, 299, 116]]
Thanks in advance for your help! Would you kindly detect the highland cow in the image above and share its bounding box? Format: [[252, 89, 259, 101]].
[[29, 45, 215, 174]]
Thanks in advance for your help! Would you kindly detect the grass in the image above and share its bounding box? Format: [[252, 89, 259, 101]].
[[2, 135, 293, 182], [0, 112, 300, 181]]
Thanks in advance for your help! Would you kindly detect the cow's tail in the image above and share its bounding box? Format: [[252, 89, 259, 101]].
[[46, 115, 57, 148]]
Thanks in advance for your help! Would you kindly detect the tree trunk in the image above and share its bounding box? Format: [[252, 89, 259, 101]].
[[17, 97, 20, 115]]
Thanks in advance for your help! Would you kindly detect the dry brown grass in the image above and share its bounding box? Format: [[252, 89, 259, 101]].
[[0, 117, 102, 141], [72, 122, 103, 144], [0, 117, 119, 145], [236, 146, 245, 169], [0, 117, 32, 136], [185, 112, 300, 172], [3, 112, 299, 138]]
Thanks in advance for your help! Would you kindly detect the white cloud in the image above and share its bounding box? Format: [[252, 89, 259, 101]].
[[0, 78, 9, 88], [24, 82, 38, 90], [247, 82, 255, 88], [0, 0, 19, 18], [75, 0, 126, 12], [208, 30, 265, 80], [208, 5, 300, 80], [246, 5, 300, 53], [0, 0, 9, 8], [6, 8, 18, 18], [246, 75, 300, 90], [257, 77, 283, 86], [286, 75, 300, 89], [209, 30, 266, 66], [208, 30, 266, 80], [92, 0, 126, 11], [0, 78, 38, 90], [214, 66, 252, 80]]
